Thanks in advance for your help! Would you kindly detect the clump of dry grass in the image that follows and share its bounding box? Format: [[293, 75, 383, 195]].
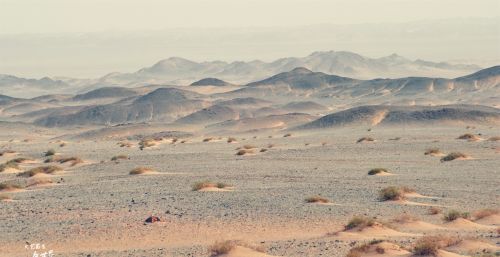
[[0, 182, 23, 191], [111, 155, 129, 161], [346, 240, 387, 257], [443, 210, 470, 222], [368, 168, 388, 175], [357, 137, 375, 143], [305, 195, 330, 204], [259, 148, 268, 153], [457, 133, 481, 141], [440, 152, 468, 162], [18, 165, 63, 177], [180, 140, 188, 143], [227, 137, 237, 143], [0, 158, 29, 172], [345, 216, 376, 230], [129, 167, 155, 175], [236, 149, 254, 156], [283, 133, 292, 137], [58, 156, 83, 166], [472, 209, 498, 220], [379, 186, 414, 201], [192, 181, 230, 191], [487, 136, 500, 141], [44, 149, 56, 156], [203, 137, 215, 142], [424, 148, 442, 156], [413, 236, 460, 256], [171, 138, 178, 144], [428, 206, 442, 215], [139, 139, 156, 150], [59, 142, 66, 147], [208, 240, 265, 257], [118, 141, 133, 148]]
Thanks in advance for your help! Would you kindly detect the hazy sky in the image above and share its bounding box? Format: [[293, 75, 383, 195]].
[[1, 0, 499, 33], [0, 0, 499, 78]]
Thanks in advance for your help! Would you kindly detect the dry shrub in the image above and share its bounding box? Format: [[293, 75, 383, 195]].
[[0, 158, 28, 172], [236, 149, 254, 156], [129, 167, 154, 175], [321, 142, 328, 146], [111, 155, 129, 161], [18, 165, 62, 177], [259, 148, 268, 153], [413, 236, 460, 256], [203, 137, 214, 142], [305, 195, 329, 203], [59, 143, 66, 147], [171, 138, 178, 144], [357, 137, 375, 143], [345, 216, 376, 230], [58, 157, 83, 166], [180, 140, 187, 143], [379, 186, 412, 201], [428, 207, 442, 215], [440, 152, 468, 162], [472, 209, 498, 220], [457, 133, 481, 141], [44, 149, 56, 156], [242, 145, 256, 149], [283, 133, 292, 137], [118, 141, 133, 148], [424, 148, 442, 156], [368, 168, 387, 175], [192, 181, 229, 191], [227, 137, 237, 143], [346, 240, 386, 257], [443, 210, 470, 222], [208, 240, 265, 257]]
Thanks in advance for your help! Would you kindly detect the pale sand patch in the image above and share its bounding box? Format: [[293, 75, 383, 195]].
[[435, 249, 470, 257], [392, 220, 445, 231], [404, 192, 437, 199], [218, 246, 280, 257], [1, 167, 21, 173], [442, 218, 496, 230], [446, 239, 499, 253], [356, 242, 411, 257], [392, 199, 439, 206], [198, 186, 235, 192], [373, 171, 396, 176]]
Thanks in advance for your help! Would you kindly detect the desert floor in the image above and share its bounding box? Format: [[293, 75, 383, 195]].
[[0, 124, 499, 257]]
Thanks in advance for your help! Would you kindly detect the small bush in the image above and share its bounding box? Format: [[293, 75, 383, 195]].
[[392, 214, 419, 223], [457, 133, 480, 141], [345, 216, 375, 230], [357, 137, 375, 143], [440, 152, 468, 162], [139, 139, 156, 150], [379, 186, 408, 201], [58, 157, 83, 166], [413, 236, 441, 256], [368, 168, 387, 175], [259, 148, 267, 153], [305, 196, 329, 203], [18, 165, 62, 177], [118, 141, 133, 148], [227, 137, 237, 143], [209, 240, 236, 256], [236, 149, 254, 156], [111, 155, 129, 161], [283, 133, 292, 137], [129, 167, 154, 175], [44, 149, 56, 156], [0, 158, 28, 172], [203, 137, 214, 142], [443, 210, 470, 222], [192, 181, 230, 191]]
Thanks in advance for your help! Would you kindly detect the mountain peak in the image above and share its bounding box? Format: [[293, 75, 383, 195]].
[[290, 67, 313, 74]]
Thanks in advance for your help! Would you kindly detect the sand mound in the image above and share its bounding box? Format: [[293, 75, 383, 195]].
[[434, 249, 470, 257], [473, 214, 500, 225], [392, 220, 444, 231], [353, 242, 411, 257], [443, 218, 496, 230], [198, 186, 234, 192], [216, 246, 278, 257], [373, 171, 395, 176], [335, 223, 416, 239], [446, 239, 499, 253], [392, 199, 437, 206]]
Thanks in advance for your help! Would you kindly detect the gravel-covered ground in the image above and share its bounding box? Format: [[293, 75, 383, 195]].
[[0, 124, 499, 257]]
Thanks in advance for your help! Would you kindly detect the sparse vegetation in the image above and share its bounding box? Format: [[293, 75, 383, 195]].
[[242, 145, 256, 149], [346, 240, 387, 257], [227, 137, 237, 143], [305, 195, 329, 204], [428, 207, 442, 215], [192, 181, 230, 191], [345, 216, 376, 230], [440, 152, 468, 162], [0, 158, 29, 172], [236, 149, 254, 156], [424, 148, 442, 156], [58, 156, 83, 166], [283, 133, 292, 137], [129, 167, 155, 175], [472, 209, 498, 220], [457, 133, 481, 141], [392, 214, 419, 223], [59, 142, 66, 147], [203, 137, 214, 142], [139, 139, 156, 150], [443, 210, 470, 222], [357, 137, 375, 143], [413, 236, 441, 256], [118, 141, 133, 148], [379, 186, 406, 201], [44, 149, 56, 156], [17, 165, 63, 177], [208, 240, 265, 257], [259, 148, 267, 152], [368, 168, 387, 175], [111, 155, 129, 161]]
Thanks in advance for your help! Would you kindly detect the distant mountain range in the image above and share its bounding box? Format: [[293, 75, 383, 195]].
[[0, 51, 486, 98]]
